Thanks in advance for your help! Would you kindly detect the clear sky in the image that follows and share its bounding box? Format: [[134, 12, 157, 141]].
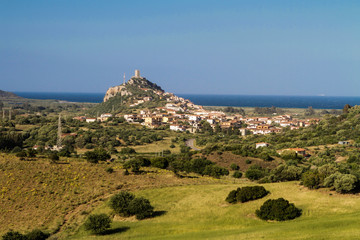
[[1, 0, 359, 96]]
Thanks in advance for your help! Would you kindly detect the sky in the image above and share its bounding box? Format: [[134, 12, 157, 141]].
[[1, 0, 359, 96]]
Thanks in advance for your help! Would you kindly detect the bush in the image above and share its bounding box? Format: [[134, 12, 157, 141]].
[[203, 165, 229, 178], [120, 147, 136, 154], [109, 191, 135, 216], [106, 167, 114, 173], [26, 229, 50, 240], [84, 148, 110, 163], [150, 157, 169, 169], [256, 198, 302, 221], [230, 163, 239, 171], [16, 151, 27, 158], [245, 165, 266, 180], [226, 186, 269, 204], [232, 171, 243, 178], [127, 197, 154, 220], [245, 159, 252, 164], [2, 231, 27, 240], [84, 214, 111, 234], [49, 152, 59, 162]]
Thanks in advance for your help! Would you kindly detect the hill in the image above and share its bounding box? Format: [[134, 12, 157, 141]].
[[90, 70, 193, 115], [0, 90, 22, 99]]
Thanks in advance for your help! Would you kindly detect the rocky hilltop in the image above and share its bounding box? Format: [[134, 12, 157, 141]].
[[90, 70, 198, 115], [103, 70, 164, 102]]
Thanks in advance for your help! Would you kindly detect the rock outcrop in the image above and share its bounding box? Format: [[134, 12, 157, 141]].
[[103, 71, 164, 102], [103, 85, 132, 102]]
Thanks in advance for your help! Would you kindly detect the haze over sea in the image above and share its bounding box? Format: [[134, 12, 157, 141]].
[[14, 92, 360, 110]]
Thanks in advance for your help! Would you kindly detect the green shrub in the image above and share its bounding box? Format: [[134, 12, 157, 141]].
[[109, 191, 135, 216], [84, 214, 111, 234], [230, 163, 239, 170], [232, 171, 243, 178], [84, 148, 110, 163], [151, 157, 169, 169], [2, 231, 27, 240], [245, 165, 266, 180], [245, 159, 252, 164], [203, 165, 229, 178], [128, 197, 154, 220], [106, 167, 114, 173], [225, 186, 269, 204], [26, 229, 50, 240], [256, 198, 302, 221], [120, 147, 136, 154]]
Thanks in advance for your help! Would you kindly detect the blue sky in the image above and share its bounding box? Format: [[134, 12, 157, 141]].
[[1, 0, 359, 96]]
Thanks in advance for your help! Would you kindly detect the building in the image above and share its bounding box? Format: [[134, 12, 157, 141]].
[[86, 118, 97, 123], [256, 142, 269, 149]]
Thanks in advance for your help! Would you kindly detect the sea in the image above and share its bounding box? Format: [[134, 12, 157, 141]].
[[14, 92, 360, 110]]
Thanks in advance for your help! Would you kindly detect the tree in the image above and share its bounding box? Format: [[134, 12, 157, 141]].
[[256, 198, 302, 221], [333, 174, 357, 193], [109, 191, 135, 217], [84, 214, 111, 234], [343, 104, 352, 114], [302, 171, 321, 189], [26, 229, 50, 240], [84, 148, 110, 163], [305, 106, 315, 116], [127, 197, 154, 220]]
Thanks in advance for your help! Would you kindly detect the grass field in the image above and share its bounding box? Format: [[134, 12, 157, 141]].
[[70, 181, 360, 240], [131, 137, 180, 154], [0, 154, 216, 237]]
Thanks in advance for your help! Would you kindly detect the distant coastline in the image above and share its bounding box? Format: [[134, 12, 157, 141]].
[[13, 92, 360, 109]]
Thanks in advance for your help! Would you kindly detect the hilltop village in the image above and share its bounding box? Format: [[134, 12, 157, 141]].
[[74, 70, 320, 135]]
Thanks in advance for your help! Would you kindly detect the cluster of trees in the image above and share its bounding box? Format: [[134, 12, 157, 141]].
[[109, 191, 154, 220], [223, 107, 246, 115], [254, 106, 284, 115], [225, 186, 269, 204], [84, 148, 111, 163], [123, 154, 229, 179], [0, 132, 23, 151], [255, 198, 302, 221]]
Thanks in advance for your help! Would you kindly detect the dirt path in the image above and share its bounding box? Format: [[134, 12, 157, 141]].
[[185, 139, 200, 151]]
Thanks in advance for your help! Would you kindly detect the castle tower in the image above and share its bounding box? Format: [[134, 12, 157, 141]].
[[135, 69, 140, 78]]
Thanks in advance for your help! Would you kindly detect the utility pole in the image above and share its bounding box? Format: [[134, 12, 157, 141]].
[[123, 73, 126, 85], [57, 115, 62, 149]]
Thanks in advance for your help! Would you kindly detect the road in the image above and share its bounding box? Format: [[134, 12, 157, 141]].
[[185, 138, 200, 151]]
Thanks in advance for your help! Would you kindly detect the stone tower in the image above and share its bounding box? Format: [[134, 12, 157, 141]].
[[135, 69, 140, 78]]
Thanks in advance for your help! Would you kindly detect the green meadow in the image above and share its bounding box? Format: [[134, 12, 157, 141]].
[[69, 181, 360, 240]]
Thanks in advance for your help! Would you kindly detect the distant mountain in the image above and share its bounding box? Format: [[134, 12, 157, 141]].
[[0, 90, 22, 99]]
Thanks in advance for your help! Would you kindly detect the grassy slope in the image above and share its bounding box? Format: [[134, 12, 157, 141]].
[[0, 154, 215, 237], [71, 181, 360, 240]]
